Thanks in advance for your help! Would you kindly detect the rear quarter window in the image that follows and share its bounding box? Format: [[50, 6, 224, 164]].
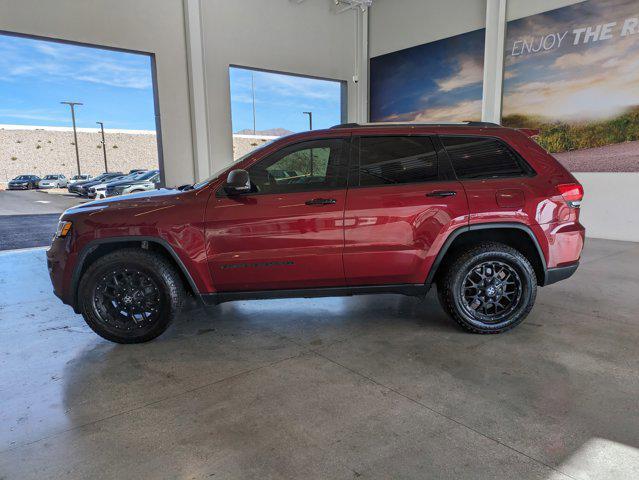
[[440, 135, 534, 180]]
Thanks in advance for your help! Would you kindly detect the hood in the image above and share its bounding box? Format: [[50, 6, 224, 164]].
[[63, 187, 186, 215]]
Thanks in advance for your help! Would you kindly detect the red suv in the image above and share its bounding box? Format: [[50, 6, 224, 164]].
[[47, 123, 585, 343]]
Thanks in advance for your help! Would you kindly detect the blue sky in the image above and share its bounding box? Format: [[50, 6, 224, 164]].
[[0, 34, 156, 130], [370, 28, 485, 122], [229, 67, 342, 133]]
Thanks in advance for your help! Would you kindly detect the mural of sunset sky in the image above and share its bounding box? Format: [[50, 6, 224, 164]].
[[370, 29, 485, 123], [503, 0, 639, 171]]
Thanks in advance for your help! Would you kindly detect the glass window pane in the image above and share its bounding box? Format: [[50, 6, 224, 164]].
[[359, 136, 438, 186], [441, 136, 529, 179], [249, 139, 347, 194]]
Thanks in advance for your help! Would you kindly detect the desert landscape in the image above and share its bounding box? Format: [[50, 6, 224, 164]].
[[0, 125, 278, 185]]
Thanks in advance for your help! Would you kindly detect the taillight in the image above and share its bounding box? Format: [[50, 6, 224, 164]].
[[557, 183, 584, 208]]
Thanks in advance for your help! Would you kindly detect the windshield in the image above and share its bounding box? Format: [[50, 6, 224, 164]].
[[15, 176, 30, 180], [192, 142, 275, 189], [136, 170, 159, 180], [44, 175, 57, 180]]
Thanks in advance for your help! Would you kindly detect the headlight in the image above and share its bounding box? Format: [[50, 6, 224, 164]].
[[55, 220, 73, 238]]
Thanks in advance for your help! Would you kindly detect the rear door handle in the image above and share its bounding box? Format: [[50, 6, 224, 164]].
[[426, 190, 457, 198], [305, 197, 337, 205]]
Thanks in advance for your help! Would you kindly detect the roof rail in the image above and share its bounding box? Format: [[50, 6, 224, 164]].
[[329, 121, 501, 129]]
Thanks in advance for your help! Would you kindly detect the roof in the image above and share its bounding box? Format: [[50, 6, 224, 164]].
[[329, 121, 501, 129]]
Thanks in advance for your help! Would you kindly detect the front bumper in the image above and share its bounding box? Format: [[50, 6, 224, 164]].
[[47, 237, 75, 308], [8, 184, 29, 189]]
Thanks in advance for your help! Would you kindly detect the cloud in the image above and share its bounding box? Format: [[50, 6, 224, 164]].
[[435, 55, 484, 92], [0, 37, 151, 90], [504, 25, 639, 121], [0, 108, 67, 123], [381, 99, 482, 123]]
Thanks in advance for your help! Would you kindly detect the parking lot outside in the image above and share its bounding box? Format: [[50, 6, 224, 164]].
[[0, 189, 86, 250]]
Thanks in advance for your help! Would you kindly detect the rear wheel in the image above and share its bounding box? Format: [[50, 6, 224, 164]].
[[78, 248, 185, 343], [437, 242, 537, 333]]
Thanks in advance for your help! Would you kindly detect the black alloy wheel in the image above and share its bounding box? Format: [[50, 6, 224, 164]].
[[438, 242, 537, 333], [459, 260, 522, 323], [93, 268, 163, 332], [79, 248, 185, 343]]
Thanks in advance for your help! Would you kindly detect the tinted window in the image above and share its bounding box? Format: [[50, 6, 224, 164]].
[[248, 138, 348, 194], [358, 136, 438, 186], [440, 136, 531, 179]]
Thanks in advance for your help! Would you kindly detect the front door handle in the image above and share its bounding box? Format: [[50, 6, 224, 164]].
[[426, 190, 457, 198], [305, 198, 337, 205]]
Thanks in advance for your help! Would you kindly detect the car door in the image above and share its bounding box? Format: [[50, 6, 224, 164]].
[[344, 135, 469, 286], [205, 136, 350, 292]]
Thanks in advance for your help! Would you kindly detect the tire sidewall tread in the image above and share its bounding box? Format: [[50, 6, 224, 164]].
[[78, 248, 185, 343], [438, 241, 537, 334]]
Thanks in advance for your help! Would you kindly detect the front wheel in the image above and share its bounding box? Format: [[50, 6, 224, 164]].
[[437, 242, 537, 334], [78, 248, 185, 343]]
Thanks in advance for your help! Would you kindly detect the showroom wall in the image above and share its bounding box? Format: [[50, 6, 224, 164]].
[[0, 0, 195, 187], [197, 0, 360, 175], [369, 0, 639, 241]]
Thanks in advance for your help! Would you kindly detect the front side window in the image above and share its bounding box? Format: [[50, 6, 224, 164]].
[[440, 136, 533, 180], [357, 136, 438, 186], [248, 138, 348, 194]]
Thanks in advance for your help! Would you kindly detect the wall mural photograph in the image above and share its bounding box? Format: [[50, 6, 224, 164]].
[[369, 28, 485, 123], [503, 0, 639, 172]]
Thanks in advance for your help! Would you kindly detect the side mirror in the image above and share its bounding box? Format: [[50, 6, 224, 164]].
[[224, 169, 251, 195]]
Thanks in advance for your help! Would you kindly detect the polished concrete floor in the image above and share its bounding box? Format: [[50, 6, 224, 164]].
[[1, 239, 638, 479]]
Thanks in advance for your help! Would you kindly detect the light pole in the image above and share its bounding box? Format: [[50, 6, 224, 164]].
[[96, 121, 108, 172], [303, 111, 314, 175], [251, 72, 257, 135], [303, 111, 313, 130], [61, 101, 83, 176]]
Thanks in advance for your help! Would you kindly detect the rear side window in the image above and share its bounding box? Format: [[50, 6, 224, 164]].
[[358, 136, 438, 186], [440, 136, 533, 180]]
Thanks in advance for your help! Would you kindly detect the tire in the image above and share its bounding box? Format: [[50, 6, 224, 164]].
[[437, 242, 537, 334], [78, 248, 185, 343]]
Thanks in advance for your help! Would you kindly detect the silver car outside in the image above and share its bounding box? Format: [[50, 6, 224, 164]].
[[38, 175, 68, 188]]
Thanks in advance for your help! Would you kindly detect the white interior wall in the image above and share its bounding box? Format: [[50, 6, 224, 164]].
[[0, 0, 195, 187], [368, 0, 639, 242], [369, 0, 487, 57], [197, 0, 360, 176]]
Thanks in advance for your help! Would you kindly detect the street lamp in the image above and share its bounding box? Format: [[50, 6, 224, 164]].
[[61, 101, 83, 176], [96, 121, 108, 173], [303, 111, 313, 130], [303, 111, 314, 175]]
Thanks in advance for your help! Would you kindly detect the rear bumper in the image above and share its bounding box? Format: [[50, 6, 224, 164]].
[[544, 262, 579, 286]]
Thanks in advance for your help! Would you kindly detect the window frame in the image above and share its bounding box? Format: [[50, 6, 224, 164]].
[[349, 134, 454, 190], [438, 134, 537, 181], [216, 136, 352, 197]]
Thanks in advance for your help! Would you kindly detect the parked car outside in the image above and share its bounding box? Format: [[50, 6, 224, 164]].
[[38, 174, 68, 189], [88, 173, 140, 199], [105, 170, 161, 197], [8, 175, 41, 190], [68, 173, 110, 195], [68, 174, 92, 185], [48, 122, 585, 343], [69, 172, 123, 196]]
